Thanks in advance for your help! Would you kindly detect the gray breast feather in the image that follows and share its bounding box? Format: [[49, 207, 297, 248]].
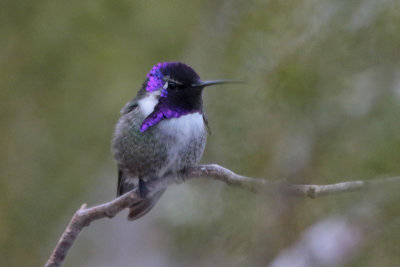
[[112, 108, 206, 182]]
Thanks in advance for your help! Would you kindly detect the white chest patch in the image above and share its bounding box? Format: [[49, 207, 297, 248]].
[[158, 113, 206, 174], [159, 113, 205, 139], [138, 94, 158, 117]]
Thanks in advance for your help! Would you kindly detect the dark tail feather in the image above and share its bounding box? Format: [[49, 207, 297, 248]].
[[127, 189, 166, 221]]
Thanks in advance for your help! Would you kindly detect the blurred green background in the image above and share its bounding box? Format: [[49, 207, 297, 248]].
[[2, 0, 400, 266]]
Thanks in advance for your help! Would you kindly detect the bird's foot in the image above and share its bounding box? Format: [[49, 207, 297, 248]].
[[138, 179, 150, 198], [179, 169, 190, 182]]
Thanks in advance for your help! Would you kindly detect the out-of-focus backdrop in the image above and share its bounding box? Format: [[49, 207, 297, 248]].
[[2, 0, 400, 266]]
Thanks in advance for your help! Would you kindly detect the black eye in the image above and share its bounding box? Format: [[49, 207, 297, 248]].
[[168, 81, 178, 89]]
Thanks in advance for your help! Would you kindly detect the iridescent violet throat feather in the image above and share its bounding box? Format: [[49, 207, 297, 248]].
[[112, 62, 242, 220]]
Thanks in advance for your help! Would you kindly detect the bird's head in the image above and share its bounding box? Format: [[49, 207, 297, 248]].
[[138, 62, 242, 132]]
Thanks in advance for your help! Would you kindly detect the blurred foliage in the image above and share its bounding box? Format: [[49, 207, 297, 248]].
[[1, 0, 400, 266]]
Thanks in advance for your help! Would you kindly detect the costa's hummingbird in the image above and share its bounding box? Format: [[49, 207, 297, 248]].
[[112, 62, 241, 220]]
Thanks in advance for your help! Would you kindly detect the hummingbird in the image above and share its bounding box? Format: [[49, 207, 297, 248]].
[[112, 62, 241, 220]]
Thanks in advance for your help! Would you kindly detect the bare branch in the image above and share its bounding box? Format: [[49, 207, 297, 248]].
[[44, 164, 400, 267]]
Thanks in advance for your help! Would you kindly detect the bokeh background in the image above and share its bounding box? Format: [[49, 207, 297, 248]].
[[2, 0, 400, 266]]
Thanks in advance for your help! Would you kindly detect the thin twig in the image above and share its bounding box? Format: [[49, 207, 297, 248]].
[[44, 164, 400, 267]]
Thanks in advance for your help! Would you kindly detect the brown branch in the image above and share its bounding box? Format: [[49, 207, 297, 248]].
[[44, 164, 400, 267]]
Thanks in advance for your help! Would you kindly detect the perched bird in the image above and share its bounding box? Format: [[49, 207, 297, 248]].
[[112, 62, 241, 220]]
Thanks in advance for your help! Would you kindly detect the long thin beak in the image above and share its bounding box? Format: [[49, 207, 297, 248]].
[[192, 80, 245, 88]]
